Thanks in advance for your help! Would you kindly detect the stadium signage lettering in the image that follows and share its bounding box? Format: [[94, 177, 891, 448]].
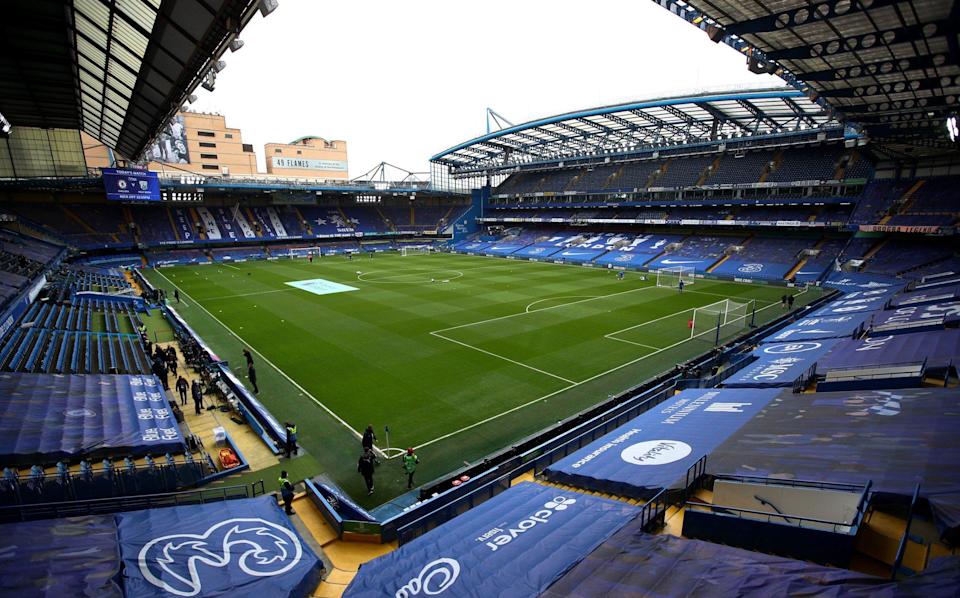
[[271, 157, 348, 171], [570, 428, 642, 469], [477, 496, 577, 551], [661, 391, 716, 425], [856, 335, 893, 352], [395, 558, 461, 598]]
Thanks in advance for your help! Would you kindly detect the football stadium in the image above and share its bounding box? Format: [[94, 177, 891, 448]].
[[1, 0, 959, 596]]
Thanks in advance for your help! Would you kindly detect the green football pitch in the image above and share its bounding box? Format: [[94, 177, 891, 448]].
[[142, 252, 820, 504]]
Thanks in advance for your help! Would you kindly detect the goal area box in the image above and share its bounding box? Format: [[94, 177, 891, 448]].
[[656, 266, 696, 288]]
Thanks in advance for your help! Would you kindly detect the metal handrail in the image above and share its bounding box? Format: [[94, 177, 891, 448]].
[[685, 500, 856, 533], [0, 482, 255, 522], [891, 482, 922, 579]]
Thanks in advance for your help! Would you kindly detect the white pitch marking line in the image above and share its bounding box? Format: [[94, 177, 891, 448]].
[[524, 295, 598, 313], [432, 285, 661, 335], [151, 268, 382, 456], [430, 331, 576, 385], [412, 294, 785, 452], [605, 336, 662, 351], [220, 263, 241, 271], [203, 288, 296, 301]]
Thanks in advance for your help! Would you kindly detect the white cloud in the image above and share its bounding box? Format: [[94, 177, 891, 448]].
[[192, 0, 784, 177]]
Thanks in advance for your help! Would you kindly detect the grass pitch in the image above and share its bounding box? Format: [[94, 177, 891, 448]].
[[143, 252, 818, 504]]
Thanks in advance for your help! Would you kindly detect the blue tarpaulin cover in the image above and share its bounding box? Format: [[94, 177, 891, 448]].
[[889, 284, 960, 307], [512, 244, 563, 259], [0, 373, 184, 465], [824, 272, 906, 295], [309, 474, 376, 522], [541, 527, 960, 597], [343, 482, 637, 598], [708, 387, 960, 535], [0, 515, 122, 598], [454, 241, 493, 253], [117, 496, 322, 598], [711, 259, 793, 281], [761, 313, 870, 343], [724, 340, 839, 388], [594, 251, 659, 268], [543, 389, 779, 499], [868, 300, 960, 334], [818, 329, 960, 372], [484, 243, 528, 255], [809, 290, 891, 316], [553, 247, 608, 262], [646, 255, 714, 272]]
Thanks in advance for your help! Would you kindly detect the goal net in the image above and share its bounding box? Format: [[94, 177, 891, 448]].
[[401, 246, 431, 256], [656, 266, 696, 288], [690, 299, 754, 345]]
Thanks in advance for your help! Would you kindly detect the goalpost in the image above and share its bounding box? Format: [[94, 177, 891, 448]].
[[656, 265, 696, 289], [401, 246, 431, 256], [690, 298, 755, 345]]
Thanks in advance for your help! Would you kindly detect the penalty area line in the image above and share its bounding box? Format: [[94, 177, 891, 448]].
[[150, 268, 381, 457], [413, 293, 784, 452]]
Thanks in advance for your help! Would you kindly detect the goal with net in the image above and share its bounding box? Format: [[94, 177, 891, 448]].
[[400, 246, 431, 256], [656, 265, 696, 289], [690, 298, 755, 345]]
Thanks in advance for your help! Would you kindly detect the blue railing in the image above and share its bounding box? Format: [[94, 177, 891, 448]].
[[0, 481, 263, 523]]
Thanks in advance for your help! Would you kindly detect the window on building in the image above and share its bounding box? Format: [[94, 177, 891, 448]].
[[201, 164, 219, 170], [242, 144, 254, 153], [296, 150, 302, 155], [200, 153, 217, 159], [198, 131, 215, 137], [199, 142, 216, 148], [225, 133, 233, 139], [274, 148, 282, 154]]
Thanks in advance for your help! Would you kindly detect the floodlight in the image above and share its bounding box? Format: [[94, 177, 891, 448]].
[[201, 70, 216, 91], [211, 60, 227, 73], [229, 38, 245, 52], [947, 115, 958, 143], [259, 0, 279, 17], [186, 94, 198, 104], [0, 112, 10, 136]]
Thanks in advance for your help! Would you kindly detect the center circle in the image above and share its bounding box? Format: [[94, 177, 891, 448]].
[[357, 269, 464, 284]]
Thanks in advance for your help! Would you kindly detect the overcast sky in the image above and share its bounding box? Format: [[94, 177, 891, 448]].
[[193, 0, 784, 177]]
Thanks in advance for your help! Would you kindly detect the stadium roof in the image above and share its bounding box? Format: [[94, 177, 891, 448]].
[[650, 0, 960, 157], [432, 89, 842, 171], [0, 0, 263, 160]]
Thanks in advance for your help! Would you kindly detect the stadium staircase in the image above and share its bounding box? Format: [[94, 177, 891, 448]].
[[122, 206, 140, 244], [293, 206, 313, 235], [894, 179, 927, 214], [784, 237, 827, 280], [62, 204, 119, 244], [862, 237, 890, 262], [758, 149, 783, 183], [187, 207, 207, 240], [647, 160, 668, 187], [606, 165, 626, 188], [706, 235, 752, 274], [854, 508, 959, 577], [697, 156, 723, 186]]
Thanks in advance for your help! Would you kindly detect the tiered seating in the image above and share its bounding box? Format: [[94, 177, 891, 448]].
[[653, 155, 715, 187], [849, 179, 907, 224], [129, 205, 180, 244], [713, 236, 814, 280], [765, 146, 846, 182], [863, 240, 956, 278], [0, 452, 211, 507], [705, 150, 772, 185]]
